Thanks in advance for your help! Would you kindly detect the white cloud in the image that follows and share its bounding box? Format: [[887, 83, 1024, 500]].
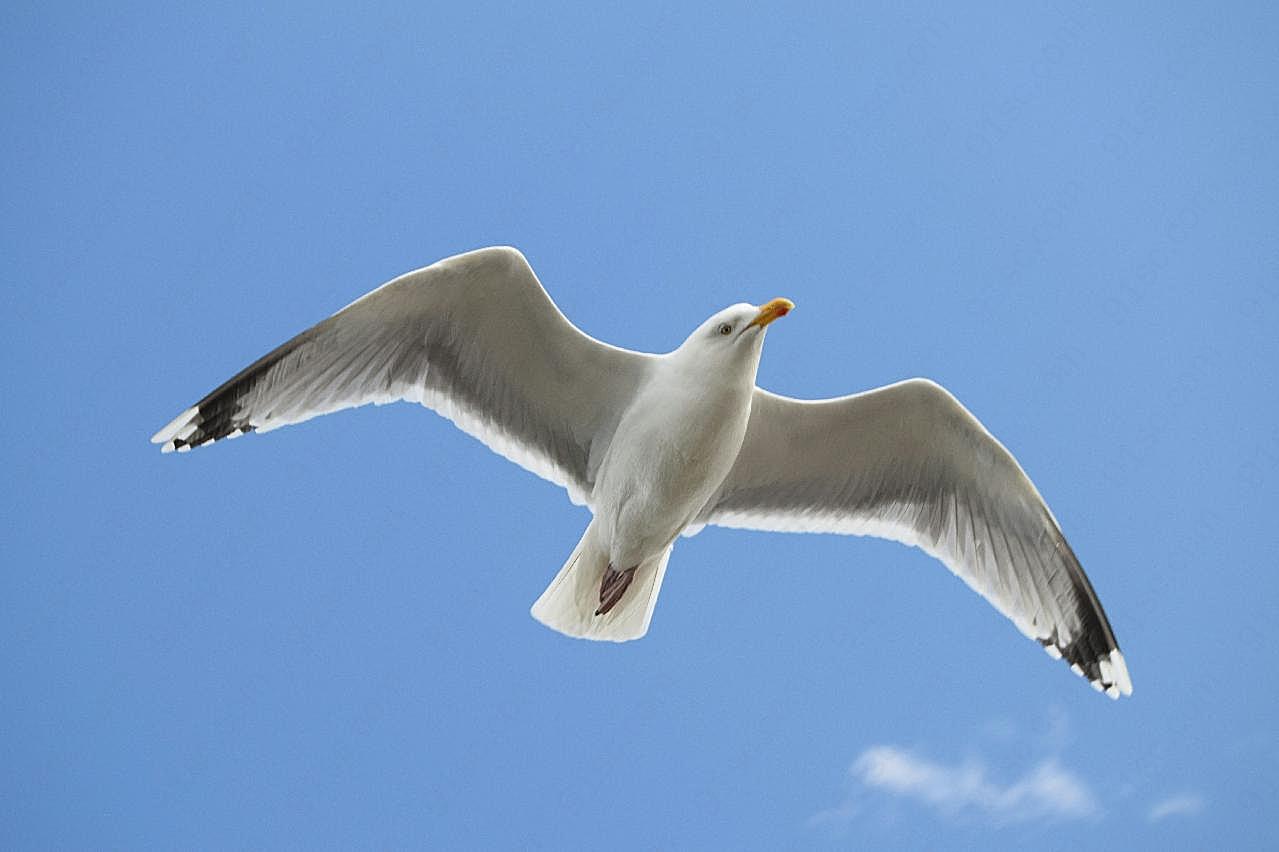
[[813, 744, 1099, 827], [1148, 793, 1204, 822]]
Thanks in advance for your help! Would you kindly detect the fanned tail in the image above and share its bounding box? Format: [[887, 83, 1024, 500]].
[[531, 521, 672, 642]]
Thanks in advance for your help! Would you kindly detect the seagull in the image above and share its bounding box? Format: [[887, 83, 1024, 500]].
[[152, 246, 1132, 698]]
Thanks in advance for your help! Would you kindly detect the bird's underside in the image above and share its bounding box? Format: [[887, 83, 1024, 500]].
[[152, 245, 1133, 699]]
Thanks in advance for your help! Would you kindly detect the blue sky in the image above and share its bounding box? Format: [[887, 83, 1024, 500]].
[[3, 2, 1277, 849]]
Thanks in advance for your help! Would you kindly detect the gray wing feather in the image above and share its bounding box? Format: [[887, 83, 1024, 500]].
[[151, 246, 652, 506], [697, 378, 1132, 697]]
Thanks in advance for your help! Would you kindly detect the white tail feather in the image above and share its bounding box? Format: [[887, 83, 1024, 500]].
[[530, 521, 673, 642]]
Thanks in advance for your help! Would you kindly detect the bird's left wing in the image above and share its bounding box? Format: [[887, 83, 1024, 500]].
[[151, 247, 653, 506], [694, 378, 1132, 698]]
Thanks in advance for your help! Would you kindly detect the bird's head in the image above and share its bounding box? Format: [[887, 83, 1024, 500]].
[[675, 297, 794, 376]]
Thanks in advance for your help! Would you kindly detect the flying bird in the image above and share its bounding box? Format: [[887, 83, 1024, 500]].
[[152, 246, 1132, 698]]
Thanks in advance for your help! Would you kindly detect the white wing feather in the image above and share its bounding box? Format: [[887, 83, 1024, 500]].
[[697, 379, 1132, 697], [151, 246, 653, 506]]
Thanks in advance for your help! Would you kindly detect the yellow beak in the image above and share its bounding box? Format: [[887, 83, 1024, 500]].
[[746, 297, 795, 330]]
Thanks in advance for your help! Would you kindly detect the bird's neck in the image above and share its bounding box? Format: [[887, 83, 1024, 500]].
[[664, 347, 762, 393]]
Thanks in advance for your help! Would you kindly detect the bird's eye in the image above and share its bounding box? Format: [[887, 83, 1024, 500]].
[[718, 323, 733, 336]]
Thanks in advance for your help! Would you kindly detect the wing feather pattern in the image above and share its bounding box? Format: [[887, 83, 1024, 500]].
[[151, 247, 652, 506], [698, 379, 1132, 697]]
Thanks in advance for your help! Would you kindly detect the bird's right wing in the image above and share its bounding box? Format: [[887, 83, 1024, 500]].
[[696, 379, 1131, 697], [151, 246, 654, 506]]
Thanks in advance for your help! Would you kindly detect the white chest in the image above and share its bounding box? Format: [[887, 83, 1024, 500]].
[[593, 374, 752, 564]]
